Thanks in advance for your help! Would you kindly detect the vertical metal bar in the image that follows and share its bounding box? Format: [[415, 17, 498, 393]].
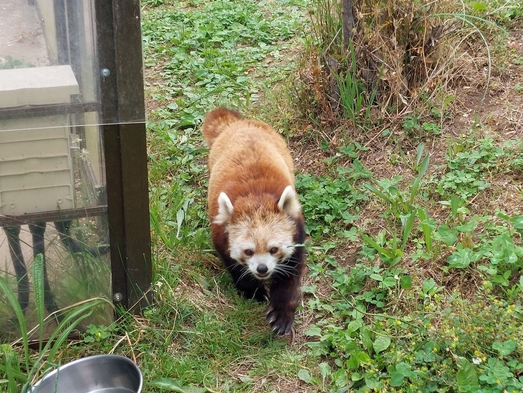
[[53, 0, 69, 64], [95, 0, 123, 310], [112, 0, 151, 310], [113, 0, 147, 122], [119, 123, 152, 310], [95, 0, 118, 120], [95, 0, 152, 312], [102, 124, 129, 308]]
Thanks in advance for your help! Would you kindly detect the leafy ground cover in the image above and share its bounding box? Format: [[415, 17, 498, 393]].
[[140, 0, 523, 389], [2, 0, 523, 391]]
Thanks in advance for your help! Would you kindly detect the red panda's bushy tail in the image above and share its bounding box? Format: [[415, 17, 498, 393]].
[[202, 107, 243, 147]]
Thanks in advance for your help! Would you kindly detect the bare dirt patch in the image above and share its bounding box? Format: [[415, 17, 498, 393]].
[[453, 29, 523, 138]]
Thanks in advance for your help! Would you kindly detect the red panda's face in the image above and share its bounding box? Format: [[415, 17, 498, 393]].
[[214, 187, 301, 280], [228, 215, 296, 280]]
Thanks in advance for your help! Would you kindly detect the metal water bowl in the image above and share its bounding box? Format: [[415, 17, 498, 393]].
[[30, 354, 143, 393]]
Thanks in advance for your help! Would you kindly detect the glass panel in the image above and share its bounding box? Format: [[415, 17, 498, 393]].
[[0, 0, 114, 339], [0, 0, 145, 129]]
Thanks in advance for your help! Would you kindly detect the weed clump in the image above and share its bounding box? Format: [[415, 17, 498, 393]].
[[299, 0, 487, 127]]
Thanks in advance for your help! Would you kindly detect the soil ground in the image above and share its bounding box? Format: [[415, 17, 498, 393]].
[[0, 0, 49, 68]]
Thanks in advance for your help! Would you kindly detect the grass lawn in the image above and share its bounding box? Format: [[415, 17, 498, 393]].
[[1, 0, 523, 391]]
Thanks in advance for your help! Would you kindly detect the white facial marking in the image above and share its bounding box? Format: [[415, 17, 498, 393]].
[[229, 238, 296, 280], [247, 253, 278, 280], [269, 241, 294, 259], [230, 241, 255, 262], [227, 211, 297, 280]]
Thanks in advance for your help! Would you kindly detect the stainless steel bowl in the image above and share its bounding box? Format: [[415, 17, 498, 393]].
[[30, 354, 143, 393]]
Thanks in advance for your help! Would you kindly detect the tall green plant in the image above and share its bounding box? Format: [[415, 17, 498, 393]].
[[336, 42, 378, 126], [362, 144, 430, 265], [305, 0, 505, 127], [0, 254, 110, 392]]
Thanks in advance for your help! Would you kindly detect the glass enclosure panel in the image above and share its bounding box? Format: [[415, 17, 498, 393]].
[[0, 0, 116, 338]]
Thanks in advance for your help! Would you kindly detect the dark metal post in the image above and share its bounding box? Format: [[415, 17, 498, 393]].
[[96, 0, 152, 312]]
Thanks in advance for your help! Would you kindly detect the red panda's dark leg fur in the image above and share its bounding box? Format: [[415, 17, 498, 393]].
[[266, 216, 306, 335]]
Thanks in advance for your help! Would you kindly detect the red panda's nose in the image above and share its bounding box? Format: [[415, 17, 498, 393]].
[[257, 264, 269, 275]]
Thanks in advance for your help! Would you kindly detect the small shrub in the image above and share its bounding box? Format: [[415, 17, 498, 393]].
[[298, 0, 501, 128]]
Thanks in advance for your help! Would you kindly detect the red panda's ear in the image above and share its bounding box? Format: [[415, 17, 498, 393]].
[[277, 186, 301, 218], [214, 192, 234, 225]]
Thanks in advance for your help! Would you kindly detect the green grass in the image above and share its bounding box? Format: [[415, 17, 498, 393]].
[[138, 0, 523, 389], [296, 136, 523, 391], [2, 0, 523, 392], [0, 255, 110, 392]]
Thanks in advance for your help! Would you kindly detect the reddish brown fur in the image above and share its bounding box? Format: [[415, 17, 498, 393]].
[[202, 108, 296, 221], [202, 107, 306, 335]]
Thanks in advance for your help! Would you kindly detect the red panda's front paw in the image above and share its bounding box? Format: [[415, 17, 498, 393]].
[[266, 306, 294, 335]]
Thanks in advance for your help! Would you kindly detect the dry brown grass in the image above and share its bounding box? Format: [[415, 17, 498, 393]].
[[297, 0, 503, 129]]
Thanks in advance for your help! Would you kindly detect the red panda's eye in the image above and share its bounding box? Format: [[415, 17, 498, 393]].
[[244, 249, 254, 257], [269, 247, 279, 255]]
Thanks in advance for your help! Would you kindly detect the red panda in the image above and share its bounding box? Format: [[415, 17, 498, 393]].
[[202, 107, 306, 335]]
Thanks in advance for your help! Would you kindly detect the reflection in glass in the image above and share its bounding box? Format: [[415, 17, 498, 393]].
[[0, 0, 113, 338]]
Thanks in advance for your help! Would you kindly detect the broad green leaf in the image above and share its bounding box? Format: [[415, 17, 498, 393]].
[[350, 372, 363, 381], [297, 369, 313, 384], [176, 208, 185, 239], [456, 357, 479, 392], [395, 362, 416, 377], [400, 275, 412, 289], [319, 362, 331, 379], [448, 246, 480, 269], [437, 225, 458, 246], [422, 278, 436, 294], [492, 340, 517, 356], [332, 369, 348, 388], [382, 277, 397, 288], [305, 325, 322, 337], [456, 219, 479, 233], [373, 335, 391, 354], [346, 351, 371, 370], [369, 273, 383, 281], [390, 372, 405, 387], [365, 376, 380, 389], [347, 319, 363, 334], [360, 326, 374, 352], [512, 215, 523, 230], [401, 212, 416, 250]]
